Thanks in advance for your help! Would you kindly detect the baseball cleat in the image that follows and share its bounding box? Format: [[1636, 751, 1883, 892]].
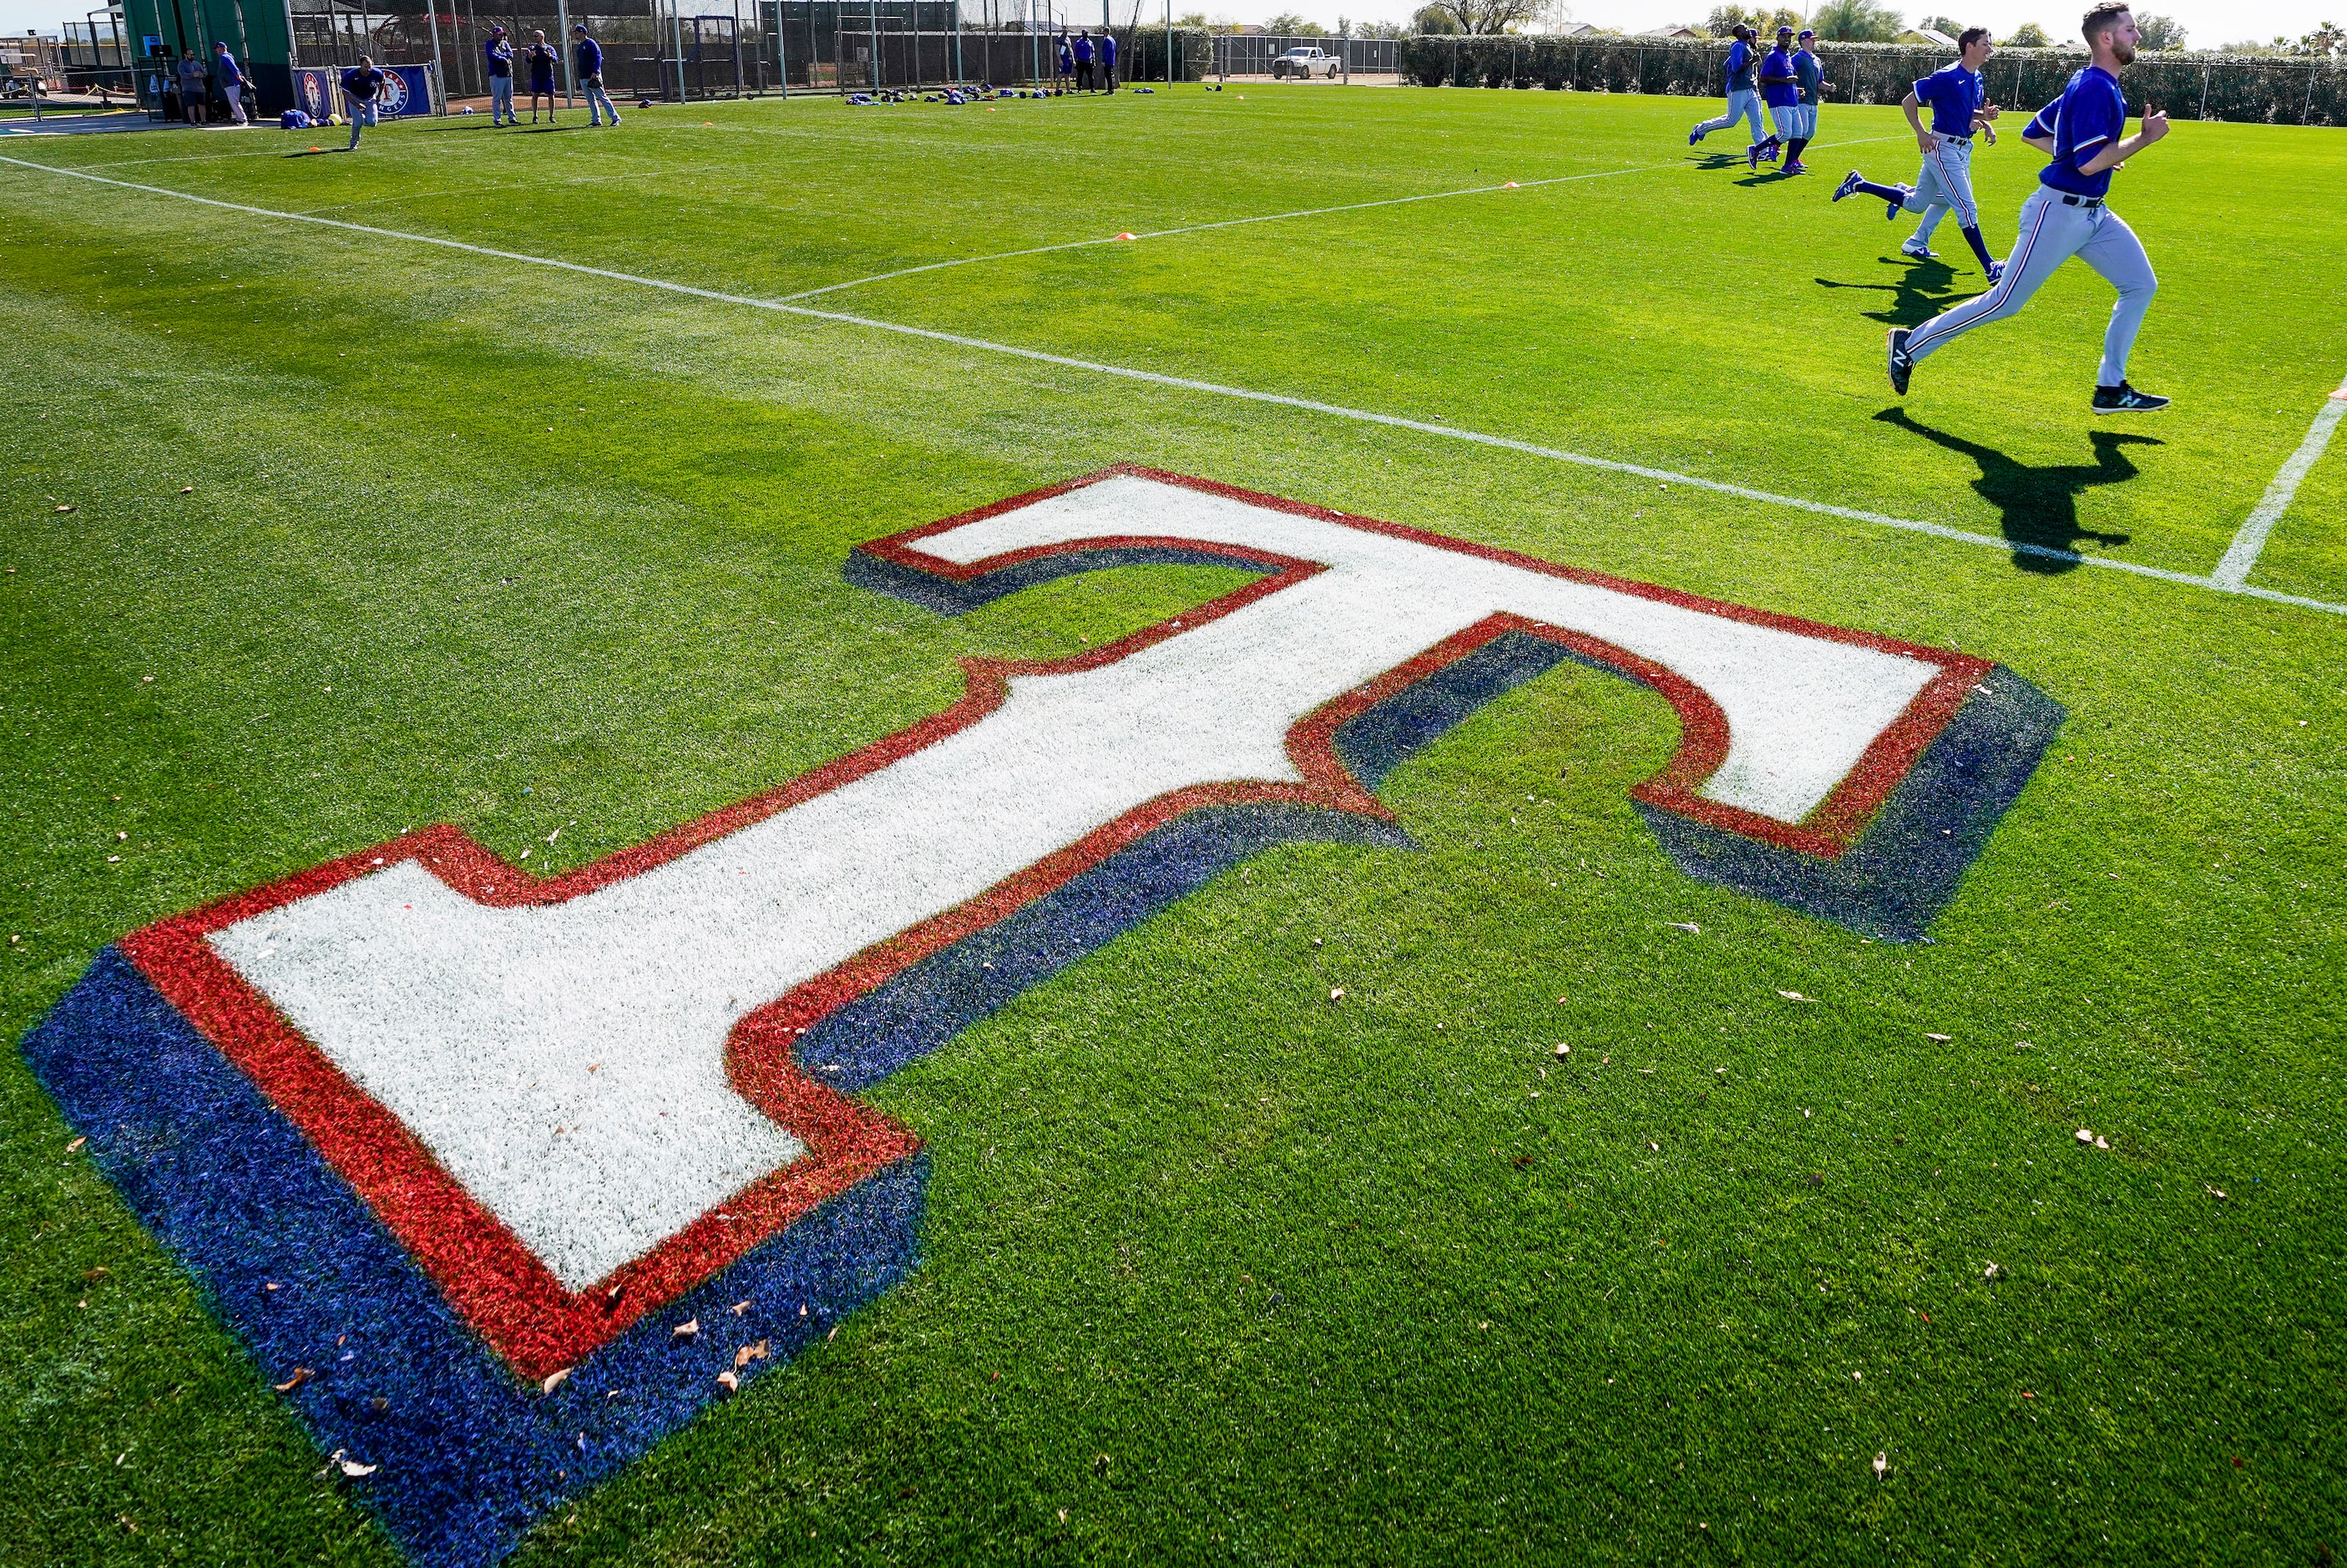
[[1763, 137, 1783, 163], [1833, 170, 1864, 202], [1885, 195, 1906, 220], [1784, 160, 1808, 174], [1690, 126, 1703, 144], [2092, 382, 2170, 413], [1888, 329, 1915, 396], [1748, 143, 1762, 171], [1985, 259, 2006, 284], [1900, 240, 1938, 260]]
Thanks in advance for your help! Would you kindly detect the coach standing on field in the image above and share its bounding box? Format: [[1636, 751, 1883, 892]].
[[1100, 28, 1118, 92], [1888, 4, 2170, 412], [574, 24, 621, 126]]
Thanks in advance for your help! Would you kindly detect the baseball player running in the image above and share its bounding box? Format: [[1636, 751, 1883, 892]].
[[1690, 26, 1778, 166], [1759, 27, 1805, 172], [1833, 27, 2003, 278], [1887, 4, 2170, 413], [1783, 28, 1829, 174]]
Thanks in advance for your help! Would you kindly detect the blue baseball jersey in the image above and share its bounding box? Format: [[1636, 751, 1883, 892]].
[[1913, 61, 1984, 137], [574, 36, 603, 74], [2038, 65, 2126, 198], [1074, 34, 1093, 62], [1100, 33, 1115, 66], [341, 64, 383, 99], [1793, 48, 1822, 105], [1725, 39, 1753, 92], [485, 38, 513, 77], [214, 49, 241, 83], [1760, 46, 1798, 107]]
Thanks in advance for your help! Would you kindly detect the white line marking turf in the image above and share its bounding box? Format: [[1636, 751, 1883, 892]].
[[4, 149, 2341, 620], [2211, 371, 2347, 588]]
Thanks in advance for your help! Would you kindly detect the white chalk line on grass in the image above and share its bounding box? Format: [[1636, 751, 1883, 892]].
[[2211, 372, 2347, 588], [776, 134, 1911, 302], [7, 149, 2344, 621]]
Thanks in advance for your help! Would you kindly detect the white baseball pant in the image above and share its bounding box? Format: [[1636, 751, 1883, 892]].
[[1905, 185, 2157, 388]]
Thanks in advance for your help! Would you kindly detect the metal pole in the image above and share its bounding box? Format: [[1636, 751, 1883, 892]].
[[431, 0, 451, 108], [866, 0, 875, 89], [673, 0, 687, 99], [2306, 61, 2319, 125], [554, 0, 570, 104], [776, 0, 788, 94]]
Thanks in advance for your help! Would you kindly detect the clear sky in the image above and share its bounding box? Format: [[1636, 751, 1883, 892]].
[[0, 0, 2324, 56]]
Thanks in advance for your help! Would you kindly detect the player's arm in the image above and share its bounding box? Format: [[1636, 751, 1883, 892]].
[[2077, 109, 2168, 175], [1903, 90, 1935, 151], [1971, 109, 1999, 145]]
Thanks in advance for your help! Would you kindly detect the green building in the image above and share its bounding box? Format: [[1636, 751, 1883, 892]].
[[119, 0, 295, 111]]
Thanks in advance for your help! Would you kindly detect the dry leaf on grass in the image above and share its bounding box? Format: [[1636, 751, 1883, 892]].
[[1666, 922, 1700, 934], [273, 1368, 313, 1393], [1925, 1032, 1951, 1042], [1873, 1452, 1888, 1478], [734, 1339, 770, 1370], [540, 1368, 571, 1395], [1555, 1043, 1570, 1056], [715, 1370, 740, 1393], [1776, 990, 1814, 1003], [2075, 1128, 2094, 1144], [330, 1449, 378, 1478], [672, 1318, 700, 1339], [65, 1136, 85, 1153], [1983, 1262, 2002, 1280], [1328, 987, 1345, 1002]]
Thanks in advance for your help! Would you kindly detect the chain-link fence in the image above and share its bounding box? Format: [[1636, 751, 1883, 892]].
[[1209, 33, 1398, 79], [1394, 35, 2346, 126]]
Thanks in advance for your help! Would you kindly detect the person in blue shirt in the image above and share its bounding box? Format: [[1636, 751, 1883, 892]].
[[525, 30, 559, 123], [1689, 27, 1776, 166], [212, 42, 248, 125], [1055, 33, 1074, 91], [1833, 27, 2003, 277], [1887, 3, 2170, 413], [573, 25, 620, 126], [1756, 26, 1800, 173], [340, 55, 385, 150], [485, 25, 517, 126], [1100, 28, 1118, 93], [1074, 30, 1095, 92], [1783, 28, 1829, 174]]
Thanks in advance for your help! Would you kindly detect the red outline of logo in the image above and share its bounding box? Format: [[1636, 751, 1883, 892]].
[[116, 465, 1988, 1383]]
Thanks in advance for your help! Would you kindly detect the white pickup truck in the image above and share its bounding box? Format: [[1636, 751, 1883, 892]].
[[1270, 45, 1342, 79]]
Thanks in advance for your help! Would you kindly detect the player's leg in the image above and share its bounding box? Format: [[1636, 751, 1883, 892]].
[[1933, 142, 1999, 277], [1898, 191, 2083, 374], [1692, 99, 1737, 141], [2076, 209, 2164, 407]]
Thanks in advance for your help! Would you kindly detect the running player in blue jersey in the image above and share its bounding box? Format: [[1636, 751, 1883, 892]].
[[1833, 27, 2002, 278], [1690, 26, 1777, 165], [1758, 27, 1803, 172], [1887, 3, 2170, 412], [1782, 28, 1829, 174]]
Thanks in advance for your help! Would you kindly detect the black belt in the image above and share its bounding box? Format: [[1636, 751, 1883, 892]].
[[2057, 194, 2103, 208]]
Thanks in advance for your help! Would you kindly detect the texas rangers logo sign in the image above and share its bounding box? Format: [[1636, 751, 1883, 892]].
[[25, 468, 2060, 1568]]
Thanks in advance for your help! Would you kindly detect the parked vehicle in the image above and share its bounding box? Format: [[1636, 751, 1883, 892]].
[[1271, 46, 1341, 79]]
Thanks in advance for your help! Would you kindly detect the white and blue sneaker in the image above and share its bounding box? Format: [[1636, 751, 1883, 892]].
[[1900, 239, 1938, 260], [1833, 170, 1864, 202]]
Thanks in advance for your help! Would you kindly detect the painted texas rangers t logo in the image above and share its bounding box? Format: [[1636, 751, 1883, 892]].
[[25, 468, 2060, 1568]]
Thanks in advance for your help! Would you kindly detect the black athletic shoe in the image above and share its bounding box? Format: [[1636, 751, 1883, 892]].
[[1887, 329, 1914, 396], [2092, 382, 2170, 413]]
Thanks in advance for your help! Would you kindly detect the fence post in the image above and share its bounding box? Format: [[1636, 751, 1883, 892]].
[[2306, 60, 2319, 125]]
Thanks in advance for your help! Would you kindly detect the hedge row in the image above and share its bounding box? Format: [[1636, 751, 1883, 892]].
[[1392, 35, 2347, 125]]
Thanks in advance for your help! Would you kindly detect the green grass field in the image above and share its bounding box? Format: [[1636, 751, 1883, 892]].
[[3, 83, 2344, 1565]]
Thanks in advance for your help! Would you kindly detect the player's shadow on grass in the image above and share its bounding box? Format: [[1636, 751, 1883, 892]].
[[1690, 150, 1748, 170], [1733, 166, 1804, 187], [1876, 408, 2149, 574], [1814, 260, 1975, 326]]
